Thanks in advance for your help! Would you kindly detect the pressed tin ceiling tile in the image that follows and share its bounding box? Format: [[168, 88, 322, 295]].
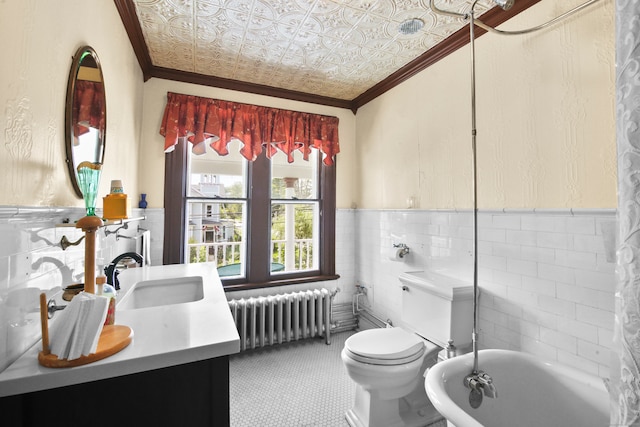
[[131, 0, 499, 101]]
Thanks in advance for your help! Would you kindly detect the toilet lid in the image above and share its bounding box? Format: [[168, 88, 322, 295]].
[[345, 328, 425, 361]]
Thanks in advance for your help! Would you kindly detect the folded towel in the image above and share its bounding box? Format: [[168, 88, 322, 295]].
[[49, 292, 109, 360], [82, 295, 109, 356], [49, 295, 81, 358]]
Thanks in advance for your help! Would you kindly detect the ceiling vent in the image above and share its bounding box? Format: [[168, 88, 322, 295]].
[[399, 18, 425, 35]]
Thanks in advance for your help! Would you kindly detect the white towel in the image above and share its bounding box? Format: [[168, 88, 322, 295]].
[[49, 292, 109, 360], [81, 295, 109, 356], [136, 230, 151, 266], [49, 296, 80, 358]]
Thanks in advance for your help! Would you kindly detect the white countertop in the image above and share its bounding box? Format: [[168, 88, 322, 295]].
[[0, 263, 240, 397]]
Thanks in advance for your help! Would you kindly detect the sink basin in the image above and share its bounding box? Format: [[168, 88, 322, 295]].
[[117, 276, 204, 310]]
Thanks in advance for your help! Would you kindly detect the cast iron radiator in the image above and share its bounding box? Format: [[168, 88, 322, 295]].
[[228, 289, 334, 352]]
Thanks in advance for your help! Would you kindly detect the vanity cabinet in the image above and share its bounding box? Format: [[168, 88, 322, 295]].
[[0, 355, 230, 427], [0, 264, 240, 426]]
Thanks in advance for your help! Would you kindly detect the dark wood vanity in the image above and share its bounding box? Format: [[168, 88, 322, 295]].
[[0, 356, 230, 426]]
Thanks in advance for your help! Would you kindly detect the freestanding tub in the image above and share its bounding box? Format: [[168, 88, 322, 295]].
[[425, 349, 609, 427]]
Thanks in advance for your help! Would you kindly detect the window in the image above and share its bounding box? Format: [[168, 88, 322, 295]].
[[163, 138, 337, 289], [159, 94, 339, 289], [186, 139, 247, 272]]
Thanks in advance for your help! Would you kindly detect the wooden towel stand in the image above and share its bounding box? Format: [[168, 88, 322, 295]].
[[38, 293, 133, 368]]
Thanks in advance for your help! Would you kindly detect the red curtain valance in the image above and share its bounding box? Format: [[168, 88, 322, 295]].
[[159, 92, 340, 165]]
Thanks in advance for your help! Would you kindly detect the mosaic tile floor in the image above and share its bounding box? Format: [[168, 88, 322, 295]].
[[229, 330, 447, 427]]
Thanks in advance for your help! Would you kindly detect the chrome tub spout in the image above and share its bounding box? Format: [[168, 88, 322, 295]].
[[464, 371, 497, 408]]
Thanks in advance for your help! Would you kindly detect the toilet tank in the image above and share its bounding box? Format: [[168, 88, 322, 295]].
[[399, 271, 474, 349]]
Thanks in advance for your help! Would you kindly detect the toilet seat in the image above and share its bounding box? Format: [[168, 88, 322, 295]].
[[344, 328, 426, 366]]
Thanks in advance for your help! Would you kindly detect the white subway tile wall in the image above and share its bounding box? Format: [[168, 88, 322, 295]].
[[0, 206, 615, 381], [0, 207, 162, 374], [354, 209, 616, 378]]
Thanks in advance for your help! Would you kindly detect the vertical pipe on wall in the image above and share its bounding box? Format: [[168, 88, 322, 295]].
[[469, 3, 480, 376]]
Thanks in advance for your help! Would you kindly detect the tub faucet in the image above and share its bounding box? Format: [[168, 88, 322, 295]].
[[476, 372, 497, 398], [465, 371, 498, 403], [104, 252, 144, 291]]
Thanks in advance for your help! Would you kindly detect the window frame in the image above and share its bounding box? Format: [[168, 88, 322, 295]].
[[163, 138, 338, 290]]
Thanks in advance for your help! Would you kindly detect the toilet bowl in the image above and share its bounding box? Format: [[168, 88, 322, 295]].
[[341, 328, 442, 427], [342, 271, 475, 427]]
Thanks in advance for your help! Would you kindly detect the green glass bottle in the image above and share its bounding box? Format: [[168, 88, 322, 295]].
[[77, 161, 102, 216]]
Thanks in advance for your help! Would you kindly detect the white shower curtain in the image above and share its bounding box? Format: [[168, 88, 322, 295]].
[[613, 1, 640, 425]]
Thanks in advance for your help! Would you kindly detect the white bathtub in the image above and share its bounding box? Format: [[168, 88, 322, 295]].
[[425, 349, 609, 427]]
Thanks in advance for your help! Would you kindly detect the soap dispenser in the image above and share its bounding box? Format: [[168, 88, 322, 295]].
[[97, 275, 116, 325]]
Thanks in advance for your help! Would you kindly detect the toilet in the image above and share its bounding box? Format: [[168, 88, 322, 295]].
[[342, 271, 474, 427]]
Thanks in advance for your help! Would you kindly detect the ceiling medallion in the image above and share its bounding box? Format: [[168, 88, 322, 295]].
[[399, 18, 425, 35]]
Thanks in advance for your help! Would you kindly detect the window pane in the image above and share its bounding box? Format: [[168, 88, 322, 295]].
[[187, 139, 246, 198], [270, 202, 319, 273], [271, 149, 318, 199], [186, 199, 246, 277]]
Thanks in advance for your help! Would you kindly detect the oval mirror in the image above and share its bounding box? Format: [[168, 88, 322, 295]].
[[65, 46, 106, 198]]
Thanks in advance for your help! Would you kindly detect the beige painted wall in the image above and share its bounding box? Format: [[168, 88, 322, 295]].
[[0, 0, 143, 208], [139, 79, 357, 209], [355, 0, 615, 209], [1, 0, 614, 212]]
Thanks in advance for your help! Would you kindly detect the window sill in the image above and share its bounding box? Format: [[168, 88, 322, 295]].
[[223, 274, 340, 292]]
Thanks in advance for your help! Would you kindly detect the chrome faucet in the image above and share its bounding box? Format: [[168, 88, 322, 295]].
[[464, 371, 498, 407], [476, 372, 498, 398], [104, 252, 144, 291], [392, 243, 410, 258]]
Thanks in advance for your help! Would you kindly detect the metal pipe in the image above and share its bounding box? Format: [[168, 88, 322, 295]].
[[469, 0, 480, 376], [359, 307, 392, 328], [352, 289, 392, 328], [329, 287, 340, 325], [429, 0, 467, 19], [429, 0, 602, 36], [473, 0, 602, 35]]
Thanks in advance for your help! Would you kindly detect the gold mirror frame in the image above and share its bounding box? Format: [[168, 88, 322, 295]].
[[64, 46, 106, 198]]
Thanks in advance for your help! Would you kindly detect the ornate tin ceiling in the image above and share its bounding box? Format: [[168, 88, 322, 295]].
[[119, 0, 534, 109]]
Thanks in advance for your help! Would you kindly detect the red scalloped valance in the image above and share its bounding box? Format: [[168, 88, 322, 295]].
[[159, 92, 340, 165]]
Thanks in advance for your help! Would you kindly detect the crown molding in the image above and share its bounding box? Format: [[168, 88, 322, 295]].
[[113, 0, 541, 113]]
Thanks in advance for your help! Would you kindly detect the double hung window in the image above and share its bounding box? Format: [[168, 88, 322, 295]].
[[160, 94, 338, 289], [170, 140, 336, 289]]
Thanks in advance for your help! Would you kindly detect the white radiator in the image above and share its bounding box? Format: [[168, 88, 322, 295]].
[[228, 288, 333, 351]]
